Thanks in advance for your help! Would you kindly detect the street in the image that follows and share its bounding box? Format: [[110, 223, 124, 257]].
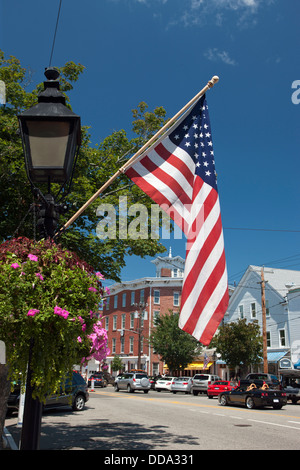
[[5, 386, 300, 452]]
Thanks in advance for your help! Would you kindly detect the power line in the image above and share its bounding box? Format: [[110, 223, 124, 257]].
[[49, 0, 63, 67]]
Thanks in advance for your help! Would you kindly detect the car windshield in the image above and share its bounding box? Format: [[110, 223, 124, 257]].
[[135, 374, 147, 379], [175, 377, 189, 381], [194, 375, 209, 380], [161, 377, 172, 380]]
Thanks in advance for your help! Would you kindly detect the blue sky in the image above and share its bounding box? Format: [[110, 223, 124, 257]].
[[1, 0, 300, 287]]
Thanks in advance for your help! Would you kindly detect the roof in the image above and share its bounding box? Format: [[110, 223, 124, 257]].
[[248, 265, 300, 296]]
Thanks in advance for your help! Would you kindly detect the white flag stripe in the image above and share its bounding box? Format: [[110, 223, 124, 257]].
[[162, 138, 196, 169], [184, 194, 221, 264], [187, 182, 213, 231]]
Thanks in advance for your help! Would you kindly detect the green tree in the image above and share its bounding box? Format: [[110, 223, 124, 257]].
[[211, 318, 263, 372], [150, 311, 202, 374], [0, 50, 167, 281], [111, 355, 123, 373]]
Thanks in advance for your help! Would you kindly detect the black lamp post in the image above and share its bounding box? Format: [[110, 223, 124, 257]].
[[18, 67, 81, 238], [17, 67, 81, 449]]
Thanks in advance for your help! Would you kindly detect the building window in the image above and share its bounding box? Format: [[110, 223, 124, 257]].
[[153, 311, 160, 326], [120, 336, 125, 354], [154, 290, 160, 304], [131, 291, 135, 305], [173, 268, 178, 278], [130, 337, 134, 354], [267, 331, 271, 347], [112, 338, 116, 354], [105, 316, 109, 330], [122, 293, 126, 308], [113, 315, 117, 330], [266, 300, 270, 317], [140, 289, 145, 303], [173, 292, 179, 307], [238, 305, 244, 319], [121, 313, 126, 330], [105, 297, 110, 311], [130, 312, 135, 329], [114, 295, 118, 309], [251, 302, 256, 318], [279, 329, 286, 347]]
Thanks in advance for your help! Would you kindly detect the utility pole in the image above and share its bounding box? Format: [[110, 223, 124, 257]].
[[260, 267, 268, 373]]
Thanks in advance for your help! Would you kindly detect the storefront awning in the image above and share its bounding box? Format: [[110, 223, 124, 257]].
[[184, 362, 213, 370], [267, 351, 287, 363]]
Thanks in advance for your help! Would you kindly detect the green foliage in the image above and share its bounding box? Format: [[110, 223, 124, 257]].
[[211, 318, 263, 369], [111, 355, 123, 372], [0, 50, 167, 281], [150, 311, 202, 374], [0, 237, 109, 401]]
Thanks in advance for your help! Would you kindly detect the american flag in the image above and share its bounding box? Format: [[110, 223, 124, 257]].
[[125, 94, 228, 345]]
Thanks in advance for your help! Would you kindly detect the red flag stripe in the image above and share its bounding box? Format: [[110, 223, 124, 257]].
[[125, 165, 190, 229], [138, 155, 192, 207]]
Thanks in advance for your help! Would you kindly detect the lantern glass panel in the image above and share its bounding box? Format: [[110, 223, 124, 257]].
[[26, 121, 71, 168]]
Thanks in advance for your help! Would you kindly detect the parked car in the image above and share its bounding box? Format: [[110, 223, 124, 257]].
[[148, 376, 159, 390], [218, 379, 287, 410], [88, 372, 107, 388], [114, 372, 150, 393], [207, 380, 236, 399], [245, 373, 280, 388], [170, 377, 193, 394], [191, 374, 221, 395], [7, 371, 89, 415], [155, 376, 175, 392], [280, 369, 300, 404]]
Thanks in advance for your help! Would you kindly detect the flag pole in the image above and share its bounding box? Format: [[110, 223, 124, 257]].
[[57, 76, 219, 235]]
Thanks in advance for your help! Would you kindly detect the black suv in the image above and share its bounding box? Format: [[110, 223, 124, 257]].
[[7, 371, 89, 415]]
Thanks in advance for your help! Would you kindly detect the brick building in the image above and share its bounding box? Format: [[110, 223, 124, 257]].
[[102, 249, 185, 375]]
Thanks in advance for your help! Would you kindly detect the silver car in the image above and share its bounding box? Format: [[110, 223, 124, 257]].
[[170, 377, 193, 394], [114, 372, 150, 393], [191, 374, 221, 395]]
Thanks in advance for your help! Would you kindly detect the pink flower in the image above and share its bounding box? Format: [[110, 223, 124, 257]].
[[28, 254, 38, 262], [88, 286, 97, 292], [35, 273, 44, 281], [27, 309, 40, 317], [11, 263, 20, 269], [77, 336, 82, 343], [95, 271, 104, 280], [54, 305, 69, 319]]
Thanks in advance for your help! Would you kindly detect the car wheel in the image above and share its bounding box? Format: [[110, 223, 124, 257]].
[[72, 394, 85, 411], [273, 404, 282, 410], [114, 383, 119, 392], [192, 390, 199, 396], [219, 394, 228, 406], [246, 396, 255, 409], [127, 384, 134, 393], [144, 390, 148, 394]]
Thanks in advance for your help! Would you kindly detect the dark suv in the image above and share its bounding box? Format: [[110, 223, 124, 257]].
[[7, 371, 89, 415], [88, 372, 107, 388]]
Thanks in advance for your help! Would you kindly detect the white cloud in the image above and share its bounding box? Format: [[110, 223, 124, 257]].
[[204, 48, 237, 66]]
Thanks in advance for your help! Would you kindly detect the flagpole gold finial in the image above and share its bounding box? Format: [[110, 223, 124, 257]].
[[207, 76, 219, 88]]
